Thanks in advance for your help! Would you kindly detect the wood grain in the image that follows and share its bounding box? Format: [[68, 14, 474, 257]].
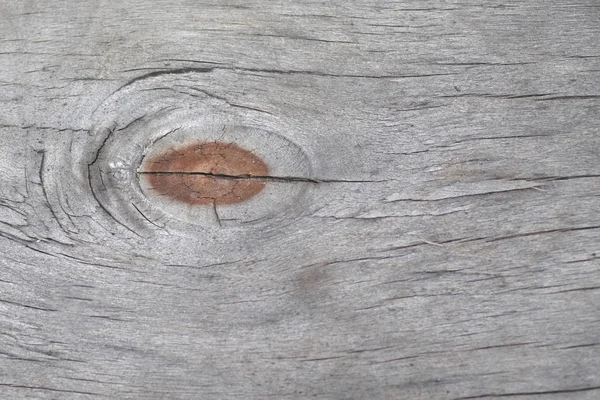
[[0, 1, 599, 399]]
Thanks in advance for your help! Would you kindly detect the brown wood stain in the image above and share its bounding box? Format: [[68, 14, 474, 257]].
[[142, 142, 269, 205]]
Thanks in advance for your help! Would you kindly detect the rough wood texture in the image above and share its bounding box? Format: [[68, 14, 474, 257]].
[[1, 1, 599, 399]]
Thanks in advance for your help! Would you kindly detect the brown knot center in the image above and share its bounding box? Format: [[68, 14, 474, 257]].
[[142, 142, 269, 205]]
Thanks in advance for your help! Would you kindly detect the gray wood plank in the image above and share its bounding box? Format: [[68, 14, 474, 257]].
[[1, 1, 599, 399]]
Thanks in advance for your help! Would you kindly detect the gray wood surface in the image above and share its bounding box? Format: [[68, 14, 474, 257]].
[[1, 1, 599, 399]]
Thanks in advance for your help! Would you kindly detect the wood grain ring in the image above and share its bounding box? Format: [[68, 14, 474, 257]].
[[84, 70, 314, 232]]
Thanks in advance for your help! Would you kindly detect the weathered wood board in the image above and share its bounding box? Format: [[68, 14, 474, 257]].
[[1, 1, 599, 399]]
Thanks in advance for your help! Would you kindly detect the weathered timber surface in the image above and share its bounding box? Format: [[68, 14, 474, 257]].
[[0, 1, 599, 399]]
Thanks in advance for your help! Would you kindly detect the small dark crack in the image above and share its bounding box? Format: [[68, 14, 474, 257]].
[[37, 150, 71, 237], [454, 386, 600, 399], [212, 201, 222, 227], [137, 170, 380, 184], [121, 64, 457, 81], [118, 67, 215, 91], [0, 383, 101, 396], [139, 170, 318, 183], [0, 298, 58, 312], [131, 202, 163, 229]]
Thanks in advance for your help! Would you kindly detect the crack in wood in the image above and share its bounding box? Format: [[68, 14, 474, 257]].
[[137, 170, 321, 184]]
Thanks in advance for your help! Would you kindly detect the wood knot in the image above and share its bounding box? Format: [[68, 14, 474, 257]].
[[142, 142, 269, 205]]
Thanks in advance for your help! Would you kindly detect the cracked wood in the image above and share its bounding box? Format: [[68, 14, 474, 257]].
[[0, 1, 599, 400]]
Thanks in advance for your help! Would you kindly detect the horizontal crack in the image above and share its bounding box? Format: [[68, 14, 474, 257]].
[[137, 170, 321, 183], [137, 171, 379, 184]]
